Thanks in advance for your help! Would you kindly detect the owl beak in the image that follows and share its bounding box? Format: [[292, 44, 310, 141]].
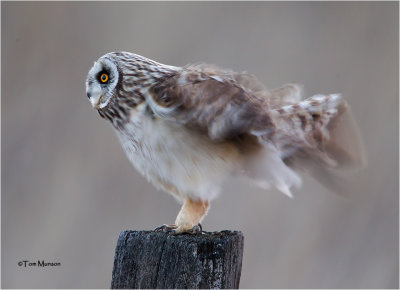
[[89, 93, 110, 109], [87, 92, 102, 109]]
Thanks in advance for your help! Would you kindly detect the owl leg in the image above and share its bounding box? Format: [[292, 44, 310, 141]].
[[174, 198, 209, 234], [155, 198, 209, 234]]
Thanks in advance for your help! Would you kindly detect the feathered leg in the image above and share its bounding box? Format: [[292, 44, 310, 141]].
[[155, 198, 210, 234]]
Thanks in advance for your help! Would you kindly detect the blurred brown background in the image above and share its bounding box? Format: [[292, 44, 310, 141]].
[[2, 2, 398, 289]]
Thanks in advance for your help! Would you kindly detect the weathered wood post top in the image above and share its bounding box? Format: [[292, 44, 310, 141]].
[[111, 230, 244, 289]]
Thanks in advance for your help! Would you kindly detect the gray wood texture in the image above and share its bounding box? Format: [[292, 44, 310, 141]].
[[111, 230, 244, 289]]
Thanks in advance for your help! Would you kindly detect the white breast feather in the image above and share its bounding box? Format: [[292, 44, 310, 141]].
[[115, 104, 241, 202]]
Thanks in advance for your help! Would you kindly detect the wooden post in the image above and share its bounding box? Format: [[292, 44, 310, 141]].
[[111, 230, 244, 289]]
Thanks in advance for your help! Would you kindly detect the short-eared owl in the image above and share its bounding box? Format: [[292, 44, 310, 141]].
[[86, 52, 365, 234]]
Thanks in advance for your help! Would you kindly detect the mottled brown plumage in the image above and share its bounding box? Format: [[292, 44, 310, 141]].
[[86, 52, 365, 233]]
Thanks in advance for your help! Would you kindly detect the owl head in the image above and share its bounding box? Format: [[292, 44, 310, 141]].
[[86, 52, 179, 110]]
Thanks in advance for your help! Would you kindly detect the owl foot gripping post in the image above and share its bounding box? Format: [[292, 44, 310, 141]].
[[155, 198, 208, 234], [86, 51, 365, 234]]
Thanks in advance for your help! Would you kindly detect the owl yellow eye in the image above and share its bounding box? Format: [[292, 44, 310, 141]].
[[100, 73, 109, 83]]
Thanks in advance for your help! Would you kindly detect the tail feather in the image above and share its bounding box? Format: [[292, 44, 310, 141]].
[[268, 93, 366, 195]]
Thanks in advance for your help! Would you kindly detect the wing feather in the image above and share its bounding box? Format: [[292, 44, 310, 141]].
[[146, 64, 364, 174], [144, 63, 364, 196], [147, 66, 275, 141]]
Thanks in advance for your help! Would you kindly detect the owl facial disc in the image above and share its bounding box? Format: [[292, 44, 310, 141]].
[[86, 57, 119, 109]]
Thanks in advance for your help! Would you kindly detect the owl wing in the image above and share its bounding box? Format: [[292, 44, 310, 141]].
[[146, 65, 276, 141], [145, 64, 365, 196], [145, 65, 364, 170]]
